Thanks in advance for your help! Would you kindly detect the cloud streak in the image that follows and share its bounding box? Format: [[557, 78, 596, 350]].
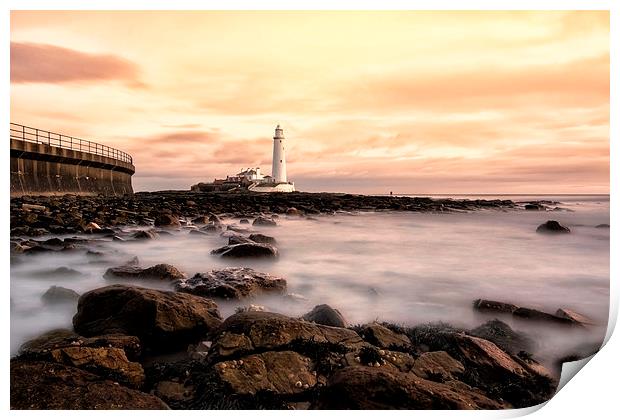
[[10, 42, 143, 86]]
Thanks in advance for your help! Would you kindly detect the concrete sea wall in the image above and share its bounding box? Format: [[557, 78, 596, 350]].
[[10, 138, 135, 197]]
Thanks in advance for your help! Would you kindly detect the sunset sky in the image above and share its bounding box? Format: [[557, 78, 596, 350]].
[[10, 11, 609, 194]]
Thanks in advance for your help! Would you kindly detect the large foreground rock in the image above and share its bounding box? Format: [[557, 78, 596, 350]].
[[19, 329, 142, 360], [48, 346, 145, 388], [208, 311, 363, 360], [358, 323, 412, 349], [470, 319, 535, 355], [10, 360, 169, 409], [213, 351, 317, 395], [73, 285, 222, 352], [313, 366, 506, 409], [174, 267, 286, 299], [211, 243, 278, 259]]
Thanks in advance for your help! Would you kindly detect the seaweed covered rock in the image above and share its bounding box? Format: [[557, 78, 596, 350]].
[[412, 351, 465, 382], [358, 323, 411, 350], [174, 267, 287, 300], [10, 360, 169, 409], [104, 263, 185, 281], [211, 243, 278, 259], [470, 319, 535, 355], [73, 284, 222, 352]]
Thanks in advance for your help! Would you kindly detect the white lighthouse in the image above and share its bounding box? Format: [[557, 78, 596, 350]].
[[272, 124, 287, 183]]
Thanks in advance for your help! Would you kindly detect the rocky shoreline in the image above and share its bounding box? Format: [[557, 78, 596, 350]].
[[10, 192, 598, 409], [10, 191, 521, 236], [12, 283, 559, 410]]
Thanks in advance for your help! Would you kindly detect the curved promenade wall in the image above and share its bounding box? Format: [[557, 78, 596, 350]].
[[10, 138, 135, 197]]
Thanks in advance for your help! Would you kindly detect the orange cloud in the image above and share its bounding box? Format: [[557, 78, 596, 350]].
[[10, 42, 143, 87]]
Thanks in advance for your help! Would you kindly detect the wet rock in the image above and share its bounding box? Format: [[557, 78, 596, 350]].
[[208, 214, 222, 224], [132, 229, 159, 240], [104, 263, 185, 281], [302, 304, 348, 328], [412, 351, 464, 382], [18, 329, 142, 361], [228, 235, 254, 245], [314, 366, 505, 409], [235, 304, 267, 313], [41, 286, 80, 305], [555, 308, 596, 326], [513, 307, 574, 324], [175, 267, 286, 299], [10, 360, 168, 409], [211, 243, 278, 259], [595, 223, 610, 228], [213, 351, 316, 395], [248, 233, 277, 245], [536, 220, 570, 234], [83, 221, 102, 233], [470, 319, 535, 355], [239, 219, 250, 224], [73, 284, 222, 352], [473, 298, 518, 314], [154, 214, 181, 228], [252, 216, 277, 227], [208, 312, 364, 360], [359, 323, 411, 350], [154, 380, 195, 404], [48, 346, 145, 388]]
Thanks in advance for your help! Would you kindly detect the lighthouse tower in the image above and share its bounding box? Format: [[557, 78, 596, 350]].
[[272, 124, 287, 183]]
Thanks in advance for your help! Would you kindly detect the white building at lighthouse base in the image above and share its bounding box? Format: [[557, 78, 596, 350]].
[[248, 182, 295, 193]]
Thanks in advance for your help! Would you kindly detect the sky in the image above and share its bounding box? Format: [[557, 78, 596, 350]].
[[10, 11, 609, 194]]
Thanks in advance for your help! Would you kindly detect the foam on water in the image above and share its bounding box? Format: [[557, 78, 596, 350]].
[[11, 196, 609, 365]]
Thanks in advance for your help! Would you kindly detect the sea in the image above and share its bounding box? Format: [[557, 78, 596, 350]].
[[10, 194, 610, 366]]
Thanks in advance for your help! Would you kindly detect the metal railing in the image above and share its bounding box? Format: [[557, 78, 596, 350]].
[[10, 122, 133, 164]]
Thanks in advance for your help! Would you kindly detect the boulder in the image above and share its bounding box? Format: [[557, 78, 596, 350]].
[[200, 223, 222, 233], [252, 216, 277, 227], [48, 346, 145, 388], [41, 286, 80, 305], [213, 351, 316, 395], [302, 304, 348, 328], [154, 214, 181, 228], [104, 263, 185, 281], [411, 351, 464, 381], [73, 284, 222, 352], [239, 219, 250, 224], [211, 243, 278, 259], [536, 220, 570, 234], [473, 299, 518, 314], [174, 267, 287, 299], [248, 233, 277, 245], [191, 215, 210, 224], [314, 366, 505, 409], [358, 323, 411, 349], [470, 319, 535, 355], [10, 360, 168, 409], [208, 312, 364, 360], [595, 223, 610, 228]]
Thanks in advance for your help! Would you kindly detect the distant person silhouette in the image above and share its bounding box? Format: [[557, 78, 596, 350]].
[[390, 191, 393, 195]]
